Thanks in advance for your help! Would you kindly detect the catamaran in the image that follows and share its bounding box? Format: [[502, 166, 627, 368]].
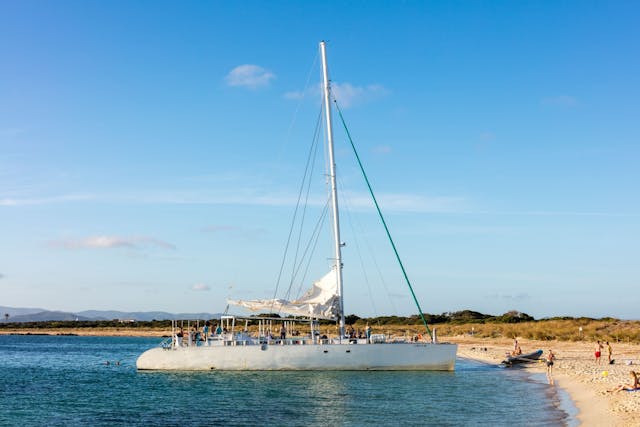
[[137, 41, 457, 371]]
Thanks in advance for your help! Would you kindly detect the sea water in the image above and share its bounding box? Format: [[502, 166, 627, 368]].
[[0, 335, 575, 426]]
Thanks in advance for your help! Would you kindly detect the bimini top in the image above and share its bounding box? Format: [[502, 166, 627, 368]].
[[228, 268, 340, 320]]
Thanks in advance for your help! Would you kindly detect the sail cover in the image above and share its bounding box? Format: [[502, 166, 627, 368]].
[[229, 269, 340, 320]]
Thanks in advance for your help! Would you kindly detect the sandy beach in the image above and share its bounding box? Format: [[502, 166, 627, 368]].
[[3, 327, 639, 425], [450, 336, 640, 426]]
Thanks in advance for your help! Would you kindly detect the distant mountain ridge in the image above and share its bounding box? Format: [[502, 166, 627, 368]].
[[0, 306, 218, 323]]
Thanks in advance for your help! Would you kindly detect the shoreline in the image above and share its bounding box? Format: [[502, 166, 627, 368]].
[[450, 336, 639, 426]]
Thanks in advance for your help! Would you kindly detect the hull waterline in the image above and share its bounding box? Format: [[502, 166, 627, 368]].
[[136, 342, 457, 371]]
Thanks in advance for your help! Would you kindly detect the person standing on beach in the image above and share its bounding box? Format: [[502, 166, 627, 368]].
[[595, 341, 603, 365], [546, 349, 555, 384], [606, 341, 612, 364]]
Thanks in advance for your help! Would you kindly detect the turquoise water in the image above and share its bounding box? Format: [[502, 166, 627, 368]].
[[0, 335, 573, 426]]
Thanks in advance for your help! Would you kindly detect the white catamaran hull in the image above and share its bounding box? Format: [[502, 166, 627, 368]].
[[136, 342, 457, 371]]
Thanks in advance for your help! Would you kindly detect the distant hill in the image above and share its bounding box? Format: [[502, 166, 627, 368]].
[[0, 305, 48, 317], [77, 310, 219, 321], [1, 306, 219, 323], [8, 311, 93, 322]]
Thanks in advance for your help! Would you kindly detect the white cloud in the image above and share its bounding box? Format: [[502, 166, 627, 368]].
[[51, 235, 176, 250], [541, 95, 578, 107], [332, 83, 388, 108], [192, 283, 211, 292], [226, 64, 275, 89], [283, 82, 388, 108]]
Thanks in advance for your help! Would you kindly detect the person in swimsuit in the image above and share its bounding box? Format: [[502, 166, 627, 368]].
[[608, 371, 639, 392], [546, 349, 555, 384], [606, 341, 612, 364], [595, 341, 603, 365]]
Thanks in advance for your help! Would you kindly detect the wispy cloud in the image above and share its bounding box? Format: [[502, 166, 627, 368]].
[[201, 224, 266, 240], [372, 145, 392, 154], [201, 225, 239, 233], [541, 95, 578, 108], [283, 90, 306, 100], [486, 293, 531, 301], [0, 128, 25, 137], [332, 82, 388, 108], [192, 283, 211, 292], [284, 82, 388, 108], [5, 186, 632, 218], [472, 210, 634, 217], [345, 192, 466, 213], [0, 194, 94, 207], [479, 131, 496, 141], [226, 64, 275, 89], [50, 235, 176, 250]]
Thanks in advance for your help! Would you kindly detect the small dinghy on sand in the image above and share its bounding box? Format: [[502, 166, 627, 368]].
[[501, 349, 543, 366]]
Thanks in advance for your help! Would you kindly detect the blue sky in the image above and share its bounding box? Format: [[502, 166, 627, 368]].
[[1, 1, 638, 319]]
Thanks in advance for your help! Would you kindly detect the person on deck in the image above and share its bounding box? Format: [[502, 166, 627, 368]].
[[203, 322, 210, 342], [280, 324, 286, 340], [365, 324, 371, 343], [176, 327, 184, 347]]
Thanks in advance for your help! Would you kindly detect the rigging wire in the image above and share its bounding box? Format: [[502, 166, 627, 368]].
[[275, 50, 319, 164], [333, 99, 433, 338], [285, 106, 324, 300], [270, 108, 323, 311], [287, 196, 331, 301], [339, 187, 400, 316], [339, 189, 381, 317]]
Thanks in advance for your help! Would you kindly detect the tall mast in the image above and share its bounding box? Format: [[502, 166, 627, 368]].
[[320, 41, 345, 338]]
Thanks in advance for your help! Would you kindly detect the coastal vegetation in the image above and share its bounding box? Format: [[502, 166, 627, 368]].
[[1, 311, 639, 343]]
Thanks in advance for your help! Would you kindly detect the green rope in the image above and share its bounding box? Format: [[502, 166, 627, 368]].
[[334, 101, 432, 339]]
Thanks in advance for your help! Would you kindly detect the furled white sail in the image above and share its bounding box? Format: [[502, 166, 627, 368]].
[[229, 269, 339, 320]]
